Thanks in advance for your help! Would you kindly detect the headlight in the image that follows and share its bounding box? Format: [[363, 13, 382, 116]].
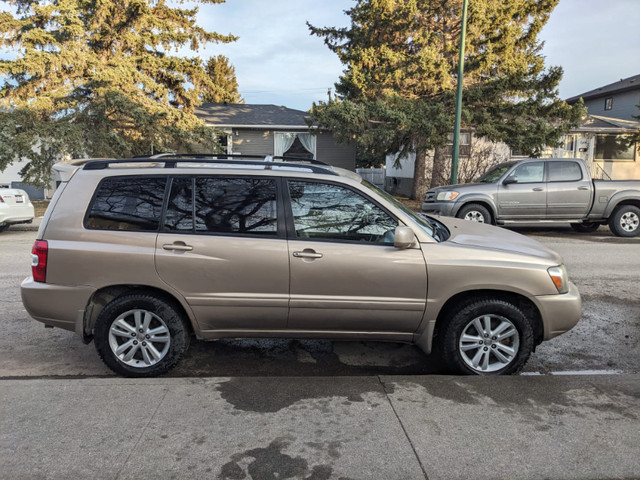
[[436, 191, 459, 201], [547, 265, 569, 294]]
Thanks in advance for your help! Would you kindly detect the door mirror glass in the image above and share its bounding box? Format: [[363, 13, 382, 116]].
[[393, 226, 416, 249]]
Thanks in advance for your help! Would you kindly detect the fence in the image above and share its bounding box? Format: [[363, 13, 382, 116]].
[[356, 168, 386, 188]]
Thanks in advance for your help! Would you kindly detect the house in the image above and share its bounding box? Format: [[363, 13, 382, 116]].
[[566, 74, 640, 121], [194, 103, 356, 170]]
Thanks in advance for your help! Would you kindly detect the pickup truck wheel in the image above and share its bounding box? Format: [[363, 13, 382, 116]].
[[94, 294, 190, 377], [609, 205, 640, 237], [456, 204, 492, 224], [440, 298, 534, 375], [0, 225, 8, 233], [570, 221, 600, 233]]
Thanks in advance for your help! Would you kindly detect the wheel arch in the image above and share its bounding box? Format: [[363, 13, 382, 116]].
[[427, 289, 544, 352], [81, 285, 195, 343], [603, 195, 640, 218]]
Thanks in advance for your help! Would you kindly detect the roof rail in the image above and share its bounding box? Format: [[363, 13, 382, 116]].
[[82, 154, 338, 175]]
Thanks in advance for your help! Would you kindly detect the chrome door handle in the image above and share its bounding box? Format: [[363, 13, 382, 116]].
[[578, 186, 589, 190], [293, 251, 323, 259], [532, 187, 544, 191], [163, 242, 193, 252]]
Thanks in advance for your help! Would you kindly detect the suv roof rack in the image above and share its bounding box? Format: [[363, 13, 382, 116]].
[[82, 154, 338, 175]]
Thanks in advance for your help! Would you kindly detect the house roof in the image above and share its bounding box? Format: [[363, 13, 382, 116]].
[[573, 115, 640, 133], [566, 74, 640, 103], [194, 103, 314, 129]]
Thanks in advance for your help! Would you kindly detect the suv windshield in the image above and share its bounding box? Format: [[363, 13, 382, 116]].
[[361, 181, 449, 241], [477, 162, 517, 183]]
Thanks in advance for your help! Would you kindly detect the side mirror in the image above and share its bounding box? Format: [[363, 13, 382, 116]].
[[394, 226, 417, 249], [503, 176, 518, 185]]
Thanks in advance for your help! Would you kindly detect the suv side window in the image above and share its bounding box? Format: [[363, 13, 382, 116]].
[[86, 177, 167, 231], [506, 162, 545, 183], [287, 180, 397, 243], [194, 177, 278, 235], [547, 161, 582, 182]]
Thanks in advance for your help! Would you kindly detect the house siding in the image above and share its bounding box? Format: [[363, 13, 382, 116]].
[[583, 91, 640, 121], [316, 132, 356, 170], [232, 129, 274, 156]]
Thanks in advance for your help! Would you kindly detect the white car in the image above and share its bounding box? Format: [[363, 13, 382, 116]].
[[0, 188, 35, 232]]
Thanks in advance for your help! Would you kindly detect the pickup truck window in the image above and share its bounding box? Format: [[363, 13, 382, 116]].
[[547, 161, 582, 182], [477, 162, 516, 183], [506, 162, 544, 183]]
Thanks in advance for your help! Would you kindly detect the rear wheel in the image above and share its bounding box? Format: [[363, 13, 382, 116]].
[[439, 298, 534, 375], [94, 294, 190, 377], [570, 221, 600, 233], [0, 225, 8, 233], [609, 205, 640, 237], [456, 204, 492, 224]]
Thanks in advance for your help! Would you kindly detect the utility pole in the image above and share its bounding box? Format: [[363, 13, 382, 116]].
[[450, 0, 468, 185]]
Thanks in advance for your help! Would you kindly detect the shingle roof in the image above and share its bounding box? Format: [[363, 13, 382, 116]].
[[194, 103, 314, 128], [574, 115, 640, 133], [566, 74, 640, 103]]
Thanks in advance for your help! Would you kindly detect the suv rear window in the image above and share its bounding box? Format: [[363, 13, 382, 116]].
[[164, 177, 278, 235], [86, 177, 167, 231]]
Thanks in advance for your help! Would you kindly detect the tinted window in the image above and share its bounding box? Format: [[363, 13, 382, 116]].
[[194, 178, 277, 235], [506, 162, 544, 183], [86, 177, 166, 231], [164, 177, 194, 231], [547, 162, 582, 182], [288, 181, 397, 243]]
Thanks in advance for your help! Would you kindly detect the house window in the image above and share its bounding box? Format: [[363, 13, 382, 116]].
[[274, 132, 316, 159], [604, 97, 613, 110], [595, 134, 636, 161], [215, 130, 232, 154], [446, 132, 471, 156]]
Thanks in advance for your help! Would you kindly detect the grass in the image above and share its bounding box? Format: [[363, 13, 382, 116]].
[[32, 200, 49, 217]]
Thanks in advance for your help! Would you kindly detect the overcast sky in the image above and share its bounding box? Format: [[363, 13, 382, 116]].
[[197, 0, 640, 110]]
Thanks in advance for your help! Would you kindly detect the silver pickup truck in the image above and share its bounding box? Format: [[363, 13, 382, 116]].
[[422, 158, 640, 237]]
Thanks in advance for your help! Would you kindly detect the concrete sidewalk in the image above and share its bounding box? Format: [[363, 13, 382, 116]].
[[1, 375, 638, 480]]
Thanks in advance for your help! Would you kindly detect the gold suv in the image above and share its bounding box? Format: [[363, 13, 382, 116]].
[[21, 155, 581, 377]]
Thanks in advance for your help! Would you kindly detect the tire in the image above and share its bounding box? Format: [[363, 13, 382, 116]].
[[439, 297, 534, 375], [608, 205, 640, 237], [94, 294, 190, 377], [570, 221, 600, 233], [456, 204, 492, 224], [0, 225, 8, 233]]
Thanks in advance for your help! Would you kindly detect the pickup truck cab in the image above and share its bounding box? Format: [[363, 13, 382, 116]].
[[422, 158, 640, 237]]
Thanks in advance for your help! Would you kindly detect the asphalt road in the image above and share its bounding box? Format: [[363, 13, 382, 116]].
[[0, 224, 638, 378]]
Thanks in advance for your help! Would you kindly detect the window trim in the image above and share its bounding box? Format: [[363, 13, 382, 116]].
[[604, 97, 613, 111], [282, 177, 401, 246], [83, 175, 170, 233]]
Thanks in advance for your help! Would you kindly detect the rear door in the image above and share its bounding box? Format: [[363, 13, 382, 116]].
[[497, 161, 546, 218], [155, 176, 289, 332], [284, 179, 428, 333], [545, 161, 592, 218]]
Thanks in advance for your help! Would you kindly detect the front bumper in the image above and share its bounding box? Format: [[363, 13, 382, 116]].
[[421, 201, 457, 217], [535, 281, 582, 340], [21, 277, 95, 335]]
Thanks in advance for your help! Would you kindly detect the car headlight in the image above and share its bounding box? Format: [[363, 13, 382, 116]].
[[436, 191, 459, 201], [547, 265, 569, 294]]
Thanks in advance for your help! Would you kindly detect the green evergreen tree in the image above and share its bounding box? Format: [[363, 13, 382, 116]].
[[202, 54, 243, 104], [0, 0, 236, 186], [309, 0, 585, 199]]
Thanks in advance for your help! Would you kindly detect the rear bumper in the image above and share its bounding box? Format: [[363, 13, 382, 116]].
[[421, 201, 456, 217], [21, 277, 95, 335], [0, 204, 35, 225], [535, 281, 582, 340]]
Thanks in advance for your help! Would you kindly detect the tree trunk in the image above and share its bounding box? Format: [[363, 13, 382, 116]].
[[430, 145, 451, 188], [411, 144, 429, 201]]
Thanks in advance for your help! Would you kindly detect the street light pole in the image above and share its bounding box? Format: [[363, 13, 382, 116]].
[[450, 0, 468, 185]]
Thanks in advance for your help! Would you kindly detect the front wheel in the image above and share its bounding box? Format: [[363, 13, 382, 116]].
[[609, 205, 640, 237], [439, 298, 534, 375], [456, 204, 492, 224], [94, 294, 190, 377]]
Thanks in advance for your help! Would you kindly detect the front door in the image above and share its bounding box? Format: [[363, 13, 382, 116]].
[[285, 180, 428, 333], [497, 161, 547, 219], [155, 176, 289, 332]]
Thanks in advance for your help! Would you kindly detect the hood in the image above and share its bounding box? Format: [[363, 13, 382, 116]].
[[435, 216, 563, 265], [428, 183, 484, 192]]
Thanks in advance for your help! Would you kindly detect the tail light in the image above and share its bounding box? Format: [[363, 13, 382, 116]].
[[0, 195, 4, 202], [31, 240, 48, 283]]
